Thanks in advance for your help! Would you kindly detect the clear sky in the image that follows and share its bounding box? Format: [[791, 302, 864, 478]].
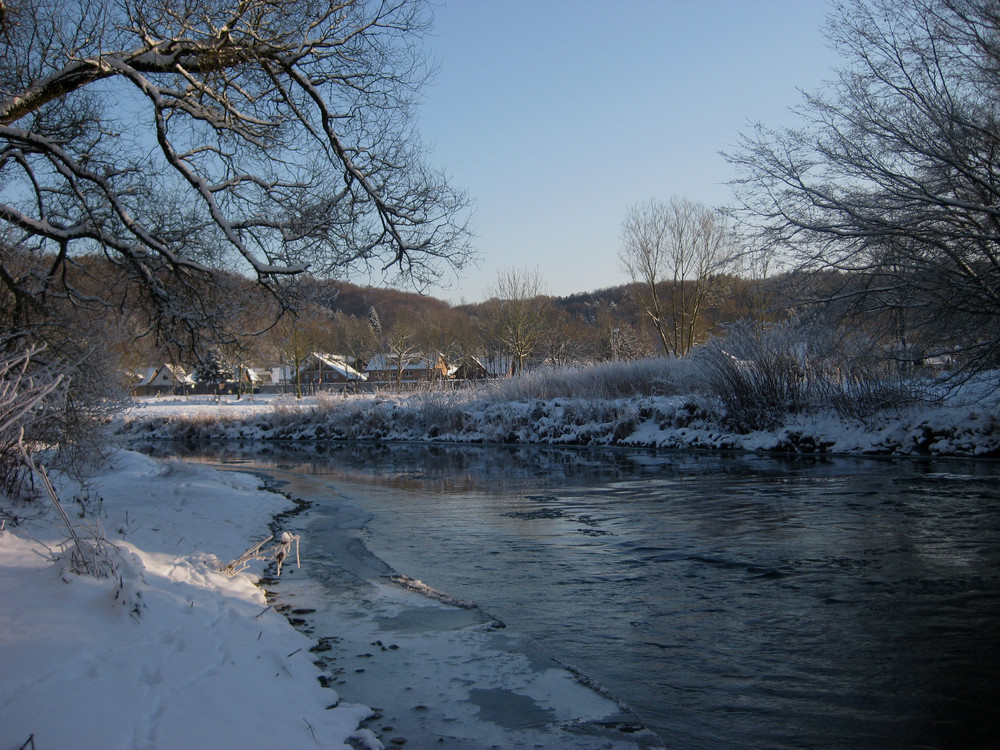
[[415, 0, 841, 304]]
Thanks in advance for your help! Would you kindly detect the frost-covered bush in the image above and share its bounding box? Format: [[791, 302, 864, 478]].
[[2, 344, 123, 578], [694, 323, 813, 432], [695, 322, 927, 432], [401, 388, 472, 437], [815, 361, 922, 425], [1, 344, 65, 498]]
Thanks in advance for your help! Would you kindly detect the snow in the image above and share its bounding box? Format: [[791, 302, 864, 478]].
[[0, 451, 377, 750]]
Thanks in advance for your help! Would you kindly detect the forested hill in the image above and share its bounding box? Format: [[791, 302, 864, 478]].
[[294, 277, 645, 320]]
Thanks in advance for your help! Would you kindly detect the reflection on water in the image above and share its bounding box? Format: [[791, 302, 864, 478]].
[[151, 441, 1000, 749]]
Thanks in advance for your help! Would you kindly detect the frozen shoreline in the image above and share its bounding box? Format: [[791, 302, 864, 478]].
[[0, 447, 662, 749]]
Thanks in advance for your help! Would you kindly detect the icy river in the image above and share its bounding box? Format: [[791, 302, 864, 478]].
[[169, 442, 1000, 749]]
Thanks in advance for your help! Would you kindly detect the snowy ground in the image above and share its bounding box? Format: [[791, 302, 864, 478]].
[[0, 451, 378, 749]]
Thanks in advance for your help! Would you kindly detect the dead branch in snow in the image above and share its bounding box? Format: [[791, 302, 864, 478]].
[[16, 431, 116, 577], [222, 531, 300, 577]]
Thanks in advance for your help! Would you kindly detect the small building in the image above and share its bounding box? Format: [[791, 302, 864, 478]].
[[365, 352, 448, 387], [452, 354, 514, 381], [299, 353, 367, 390], [228, 366, 264, 393], [451, 358, 489, 380], [132, 363, 195, 396]]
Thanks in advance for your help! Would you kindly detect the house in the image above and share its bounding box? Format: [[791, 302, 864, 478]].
[[452, 354, 514, 380], [365, 352, 448, 387], [232, 366, 264, 392], [132, 363, 195, 396], [451, 358, 488, 380], [298, 353, 367, 390]]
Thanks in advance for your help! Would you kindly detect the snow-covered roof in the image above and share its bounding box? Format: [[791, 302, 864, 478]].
[[136, 363, 194, 386], [162, 364, 195, 384]]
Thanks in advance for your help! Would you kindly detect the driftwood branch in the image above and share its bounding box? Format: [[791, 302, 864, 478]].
[[222, 531, 300, 577]]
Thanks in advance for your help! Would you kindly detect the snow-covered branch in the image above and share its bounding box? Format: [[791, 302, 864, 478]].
[[222, 531, 300, 577]]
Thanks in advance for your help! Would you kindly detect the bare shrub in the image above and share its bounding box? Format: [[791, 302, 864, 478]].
[[695, 321, 927, 432], [17, 443, 118, 578], [403, 389, 471, 437], [34, 342, 130, 483], [2, 344, 126, 578], [0, 345, 66, 498], [813, 354, 924, 425], [693, 324, 812, 432], [314, 391, 342, 414]]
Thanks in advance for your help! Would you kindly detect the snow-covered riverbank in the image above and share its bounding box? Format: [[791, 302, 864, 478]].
[[0, 451, 378, 749], [120, 379, 1000, 458]]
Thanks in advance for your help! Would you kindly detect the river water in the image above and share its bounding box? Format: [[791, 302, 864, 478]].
[[169, 442, 1000, 749]]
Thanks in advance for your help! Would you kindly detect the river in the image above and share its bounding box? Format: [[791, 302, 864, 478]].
[[166, 442, 1000, 749]]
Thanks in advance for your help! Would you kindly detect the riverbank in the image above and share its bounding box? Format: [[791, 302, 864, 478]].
[[119, 375, 1000, 458], [0, 451, 379, 749]]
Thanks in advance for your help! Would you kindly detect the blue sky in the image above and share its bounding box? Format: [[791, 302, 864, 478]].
[[415, 1, 841, 303]]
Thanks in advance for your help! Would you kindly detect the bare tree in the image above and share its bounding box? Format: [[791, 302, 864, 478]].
[[735, 236, 779, 335], [729, 0, 1000, 378], [271, 311, 330, 398], [0, 0, 472, 352], [330, 311, 378, 389], [410, 306, 457, 380], [539, 310, 593, 367], [485, 266, 550, 373], [382, 313, 421, 388], [619, 198, 735, 357], [428, 306, 482, 380]]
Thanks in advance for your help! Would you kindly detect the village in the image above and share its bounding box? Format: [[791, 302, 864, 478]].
[[131, 351, 517, 397]]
